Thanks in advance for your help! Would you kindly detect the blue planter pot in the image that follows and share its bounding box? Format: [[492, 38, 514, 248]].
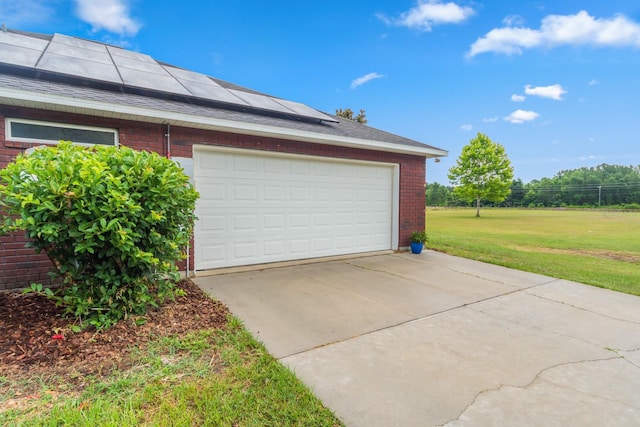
[[410, 242, 424, 254]]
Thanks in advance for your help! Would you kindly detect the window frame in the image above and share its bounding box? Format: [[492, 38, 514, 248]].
[[5, 118, 119, 147]]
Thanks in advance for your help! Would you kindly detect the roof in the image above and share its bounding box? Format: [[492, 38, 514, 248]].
[[0, 29, 447, 158]]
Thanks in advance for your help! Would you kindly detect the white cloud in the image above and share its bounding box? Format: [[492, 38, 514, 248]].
[[468, 10, 640, 57], [378, 0, 475, 31], [350, 72, 384, 89], [460, 124, 473, 131], [524, 84, 566, 100], [502, 15, 525, 27], [588, 79, 600, 86], [511, 94, 526, 102], [1, 0, 54, 26], [483, 116, 499, 123], [504, 109, 539, 124], [74, 0, 141, 36]]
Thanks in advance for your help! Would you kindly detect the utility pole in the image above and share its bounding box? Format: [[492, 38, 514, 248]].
[[598, 185, 602, 207]]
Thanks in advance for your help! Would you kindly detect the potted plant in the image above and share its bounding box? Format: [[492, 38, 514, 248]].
[[410, 230, 427, 254]]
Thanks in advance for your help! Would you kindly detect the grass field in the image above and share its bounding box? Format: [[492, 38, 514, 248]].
[[426, 208, 640, 296]]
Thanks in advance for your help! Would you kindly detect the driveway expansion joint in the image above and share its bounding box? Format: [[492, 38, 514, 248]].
[[468, 304, 634, 352], [280, 280, 558, 360], [342, 258, 408, 281], [526, 291, 640, 325]]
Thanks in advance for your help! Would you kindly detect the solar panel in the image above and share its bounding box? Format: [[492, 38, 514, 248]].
[[38, 34, 122, 83], [229, 89, 298, 115], [0, 31, 48, 68], [163, 65, 222, 86], [0, 31, 336, 123], [121, 66, 192, 94], [47, 40, 111, 63], [273, 98, 338, 122], [107, 45, 156, 63], [50, 33, 104, 52], [163, 65, 250, 105], [38, 51, 123, 84]]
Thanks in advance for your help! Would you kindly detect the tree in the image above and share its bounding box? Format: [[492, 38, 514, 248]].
[[520, 164, 640, 207], [425, 182, 451, 206], [448, 132, 514, 217], [503, 178, 525, 207], [335, 108, 367, 124]]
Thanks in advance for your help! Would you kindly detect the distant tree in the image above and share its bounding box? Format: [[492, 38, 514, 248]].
[[521, 164, 640, 207], [335, 108, 367, 124], [503, 178, 525, 207], [425, 182, 451, 206], [448, 132, 514, 217]]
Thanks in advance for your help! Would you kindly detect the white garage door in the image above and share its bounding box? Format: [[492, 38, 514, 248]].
[[194, 146, 398, 270]]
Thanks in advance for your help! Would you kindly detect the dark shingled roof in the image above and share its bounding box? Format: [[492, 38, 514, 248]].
[[0, 29, 447, 157]]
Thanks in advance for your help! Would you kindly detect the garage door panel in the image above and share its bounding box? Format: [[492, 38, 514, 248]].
[[233, 215, 257, 231], [291, 161, 310, 175], [200, 244, 226, 264], [263, 186, 285, 201], [335, 236, 353, 249], [195, 148, 395, 270], [233, 156, 258, 172], [196, 179, 225, 200], [314, 213, 332, 227], [291, 187, 310, 201], [264, 214, 285, 230], [263, 157, 286, 173], [233, 242, 257, 259], [264, 240, 285, 256], [200, 214, 226, 231]]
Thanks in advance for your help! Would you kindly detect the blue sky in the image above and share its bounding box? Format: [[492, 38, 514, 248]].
[[2, 0, 639, 184]]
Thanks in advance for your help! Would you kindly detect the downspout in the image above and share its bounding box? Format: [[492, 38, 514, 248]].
[[164, 123, 190, 278], [165, 122, 171, 159]]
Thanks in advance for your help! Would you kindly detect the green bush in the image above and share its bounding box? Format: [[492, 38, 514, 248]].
[[0, 142, 199, 329], [621, 203, 640, 210]]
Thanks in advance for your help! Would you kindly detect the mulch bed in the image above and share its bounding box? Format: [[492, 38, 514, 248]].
[[0, 279, 230, 384]]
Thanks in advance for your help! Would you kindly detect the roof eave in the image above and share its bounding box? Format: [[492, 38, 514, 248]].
[[0, 87, 448, 158]]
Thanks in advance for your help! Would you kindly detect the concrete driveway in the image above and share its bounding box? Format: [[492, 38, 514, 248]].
[[195, 251, 640, 426]]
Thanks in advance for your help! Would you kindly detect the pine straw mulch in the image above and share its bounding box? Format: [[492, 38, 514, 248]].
[[0, 279, 230, 389]]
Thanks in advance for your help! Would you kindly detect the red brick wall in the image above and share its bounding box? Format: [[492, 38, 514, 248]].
[[0, 106, 426, 290]]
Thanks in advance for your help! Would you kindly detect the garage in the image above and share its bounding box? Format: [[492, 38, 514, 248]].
[[0, 30, 448, 289], [194, 146, 399, 270]]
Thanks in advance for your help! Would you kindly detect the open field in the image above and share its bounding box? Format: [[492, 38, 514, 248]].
[[426, 208, 640, 296]]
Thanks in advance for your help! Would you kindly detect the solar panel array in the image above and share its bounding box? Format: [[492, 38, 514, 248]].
[[0, 31, 337, 123]]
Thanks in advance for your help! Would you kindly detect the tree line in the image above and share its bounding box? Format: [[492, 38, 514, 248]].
[[428, 164, 640, 209]]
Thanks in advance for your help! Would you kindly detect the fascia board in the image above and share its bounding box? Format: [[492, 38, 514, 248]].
[[0, 87, 449, 158]]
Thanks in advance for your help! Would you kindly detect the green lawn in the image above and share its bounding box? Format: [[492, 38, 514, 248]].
[[1, 317, 342, 427], [426, 208, 640, 296]]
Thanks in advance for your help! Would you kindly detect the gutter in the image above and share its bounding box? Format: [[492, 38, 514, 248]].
[[0, 86, 448, 158]]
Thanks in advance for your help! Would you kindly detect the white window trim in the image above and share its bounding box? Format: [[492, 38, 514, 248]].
[[5, 117, 119, 147]]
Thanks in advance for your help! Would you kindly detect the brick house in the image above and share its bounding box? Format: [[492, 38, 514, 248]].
[[0, 30, 447, 290]]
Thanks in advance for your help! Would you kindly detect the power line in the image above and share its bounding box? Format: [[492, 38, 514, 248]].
[[509, 182, 640, 192]]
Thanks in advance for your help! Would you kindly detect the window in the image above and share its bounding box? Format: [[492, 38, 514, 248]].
[[6, 118, 118, 146]]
